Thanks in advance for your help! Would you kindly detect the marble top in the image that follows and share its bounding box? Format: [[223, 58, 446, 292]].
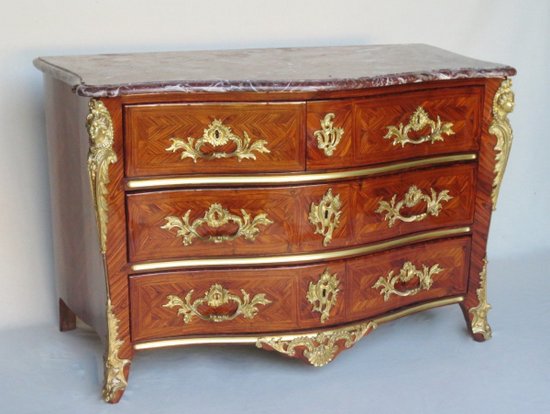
[[34, 44, 515, 97]]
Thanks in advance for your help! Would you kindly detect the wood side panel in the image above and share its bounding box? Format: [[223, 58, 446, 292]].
[[43, 77, 107, 338], [348, 237, 470, 320], [125, 102, 306, 176], [460, 78, 503, 340], [354, 86, 482, 165], [100, 97, 134, 403]]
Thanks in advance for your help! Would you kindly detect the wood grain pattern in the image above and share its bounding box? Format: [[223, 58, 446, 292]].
[[306, 100, 354, 169], [130, 237, 469, 342], [100, 97, 134, 403], [43, 78, 108, 339], [40, 69, 513, 403], [354, 86, 482, 166], [460, 78, 503, 341], [125, 102, 306, 176], [127, 164, 475, 263], [126, 182, 353, 262], [353, 163, 476, 244], [348, 237, 470, 320]]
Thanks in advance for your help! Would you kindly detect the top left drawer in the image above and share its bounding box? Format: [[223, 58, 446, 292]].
[[124, 102, 306, 177]]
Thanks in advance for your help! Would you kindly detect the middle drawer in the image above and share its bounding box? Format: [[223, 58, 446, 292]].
[[127, 163, 475, 263]]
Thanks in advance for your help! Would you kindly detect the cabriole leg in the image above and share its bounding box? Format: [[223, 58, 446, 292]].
[[59, 298, 77, 332], [460, 258, 492, 341]]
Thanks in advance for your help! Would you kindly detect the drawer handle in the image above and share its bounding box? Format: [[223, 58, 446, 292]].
[[164, 283, 272, 323], [309, 188, 342, 246], [314, 113, 344, 156], [373, 261, 444, 301], [161, 203, 273, 246], [375, 185, 452, 228], [307, 269, 341, 323], [384, 106, 455, 147], [165, 119, 270, 162]]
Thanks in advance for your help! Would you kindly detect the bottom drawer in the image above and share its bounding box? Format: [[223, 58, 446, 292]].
[[130, 237, 470, 342]]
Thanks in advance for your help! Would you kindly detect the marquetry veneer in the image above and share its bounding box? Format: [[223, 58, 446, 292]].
[[34, 44, 516, 403]]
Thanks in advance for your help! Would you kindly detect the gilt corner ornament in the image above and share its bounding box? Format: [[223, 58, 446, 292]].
[[489, 79, 515, 209], [309, 188, 342, 246], [164, 284, 271, 323], [307, 269, 341, 323], [373, 261, 443, 301], [469, 258, 492, 340], [256, 321, 377, 367], [384, 106, 455, 147], [86, 99, 117, 254], [314, 113, 344, 156], [103, 299, 130, 403], [375, 185, 452, 228], [166, 119, 270, 163], [161, 203, 273, 246]]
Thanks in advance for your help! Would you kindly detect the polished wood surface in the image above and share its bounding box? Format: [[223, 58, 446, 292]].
[[130, 237, 469, 342], [348, 237, 470, 320], [38, 50, 512, 402], [43, 78, 108, 339], [125, 102, 306, 176], [307, 85, 482, 170], [354, 85, 482, 166], [127, 164, 474, 262], [59, 298, 77, 332], [460, 78, 503, 341]]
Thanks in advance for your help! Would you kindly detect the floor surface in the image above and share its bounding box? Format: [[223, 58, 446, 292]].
[[1, 253, 549, 414]]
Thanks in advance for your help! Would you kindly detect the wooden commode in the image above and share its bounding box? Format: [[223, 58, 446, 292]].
[[34, 44, 516, 403]]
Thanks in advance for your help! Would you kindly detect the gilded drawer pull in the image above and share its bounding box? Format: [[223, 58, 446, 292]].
[[309, 188, 342, 246], [166, 119, 270, 162], [376, 185, 452, 228], [384, 106, 455, 147], [373, 261, 443, 301], [161, 203, 273, 246], [164, 284, 271, 323], [307, 269, 340, 323], [314, 113, 344, 156]]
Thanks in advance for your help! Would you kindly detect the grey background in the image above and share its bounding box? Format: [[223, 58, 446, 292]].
[[0, 0, 548, 412]]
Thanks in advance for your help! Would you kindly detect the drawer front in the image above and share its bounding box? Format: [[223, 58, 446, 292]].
[[127, 183, 353, 262], [129, 262, 347, 341], [348, 237, 470, 319], [129, 237, 469, 342], [125, 102, 306, 177], [127, 164, 475, 263], [306, 86, 482, 170], [354, 163, 476, 244]]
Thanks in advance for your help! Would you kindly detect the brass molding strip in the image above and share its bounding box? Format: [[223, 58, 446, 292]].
[[131, 226, 470, 272], [126, 153, 477, 189], [134, 295, 464, 350]]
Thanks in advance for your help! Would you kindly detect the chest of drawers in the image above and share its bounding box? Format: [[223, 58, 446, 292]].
[[34, 44, 516, 403]]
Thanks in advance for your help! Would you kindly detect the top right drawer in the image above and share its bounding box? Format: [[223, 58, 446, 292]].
[[307, 85, 482, 169]]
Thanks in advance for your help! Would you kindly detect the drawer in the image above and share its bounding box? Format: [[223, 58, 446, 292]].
[[306, 86, 482, 170], [355, 163, 476, 244], [127, 164, 475, 263], [127, 182, 353, 262], [348, 237, 470, 320], [125, 102, 306, 177], [129, 237, 470, 342], [129, 261, 347, 341]]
